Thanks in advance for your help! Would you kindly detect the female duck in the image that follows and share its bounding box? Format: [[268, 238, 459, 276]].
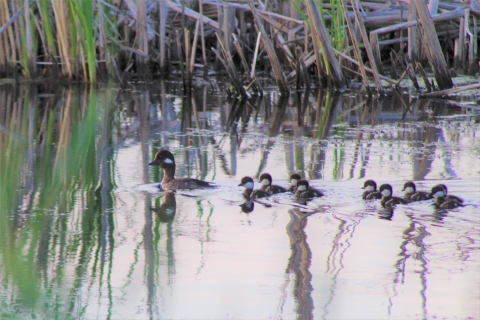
[[379, 184, 408, 207], [259, 173, 287, 195], [238, 176, 269, 200], [295, 180, 324, 198], [362, 180, 382, 200], [148, 150, 215, 190], [402, 181, 432, 201], [429, 184, 464, 209], [288, 173, 302, 192]]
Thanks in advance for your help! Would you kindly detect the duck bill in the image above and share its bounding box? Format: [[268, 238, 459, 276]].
[[148, 160, 159, 166]]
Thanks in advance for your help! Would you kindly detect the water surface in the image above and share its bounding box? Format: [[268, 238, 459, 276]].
[[0, 81, 479, 319]]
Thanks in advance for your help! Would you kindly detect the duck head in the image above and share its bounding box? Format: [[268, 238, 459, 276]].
[[296, 179, 310, 192], [402, 181, 416, 194], [259, 173, 272, 186], [429, 184, 447, 198], [238, 176, 254, 190], [362, 180, 377, 192], [148, 150, 175, 168], [379, 184, 393, 197], [289, 173, 301, 187]]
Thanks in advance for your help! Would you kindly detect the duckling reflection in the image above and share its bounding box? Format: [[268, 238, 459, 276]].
[[378, 206, 394, 220], [151, 191, 177, 223], [239, 200, 255, 213]]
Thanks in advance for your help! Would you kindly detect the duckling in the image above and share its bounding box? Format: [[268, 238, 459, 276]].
[[238, 176, 269, 200], [429, 184, 464, 209], [148, 150, 215, 190], [287, 173, 302, 192], [259, 173, 287, 195], [402, 181, 432, 201], [295, 180, 324, 198], [361, 180, 382, 200], [379, 184, 408, 207]]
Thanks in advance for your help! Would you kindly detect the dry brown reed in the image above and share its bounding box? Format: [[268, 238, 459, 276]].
[[0, 0, 478, 95]]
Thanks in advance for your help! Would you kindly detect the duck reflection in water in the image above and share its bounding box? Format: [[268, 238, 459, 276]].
[[239, 200, 255, 213], [151, 191, 177, 223], [378, 207, 394, 220]]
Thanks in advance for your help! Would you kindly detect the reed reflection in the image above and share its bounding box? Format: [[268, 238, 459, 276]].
[[281, 209, 314, 319]]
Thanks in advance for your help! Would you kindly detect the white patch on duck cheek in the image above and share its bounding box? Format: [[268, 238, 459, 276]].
[[405, 187, 414, 193], [261, 179, 270, 186], [365, 185, 374, 192], [165, 209, 174, 215], [433, 190, 445, 198], [290, 179, 298, 186], [244, 182, 254, 189], [381, 189, 391, 197], [164, 158, 174, 164], [298, 185, 307, 191]]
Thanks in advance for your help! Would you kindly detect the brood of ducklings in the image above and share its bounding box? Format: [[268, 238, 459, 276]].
[[259, 173, 287, 195], [402, 181, 432, 201], [361, 180, 382, 200], [287, 173, 302, 192], [238, 176, 269, 200], [379, 184, 408, 207], [429, 184, 464, 209], [148, 150, 215, 190], [295, 180, 324, 198]]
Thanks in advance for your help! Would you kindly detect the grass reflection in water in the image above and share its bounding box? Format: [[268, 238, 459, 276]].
[[0, 81, 479, 319]]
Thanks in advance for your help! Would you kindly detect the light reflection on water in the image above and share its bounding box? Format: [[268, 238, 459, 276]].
[[0, 81, 479, 319]]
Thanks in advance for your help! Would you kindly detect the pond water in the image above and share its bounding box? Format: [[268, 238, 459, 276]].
[[0, 80, 479, 319]]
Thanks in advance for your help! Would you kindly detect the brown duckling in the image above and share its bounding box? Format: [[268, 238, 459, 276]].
[[259, 173, 287, 195], [287, 173, 302, 192], [238, 176, 269, 200], [295, 180, 324, 198], [402, 181, 432, 201], [429, 184, 464, 209], [148, 150, 215, 190], [379, 184, 408, 207], [361, 180, 382, 200]]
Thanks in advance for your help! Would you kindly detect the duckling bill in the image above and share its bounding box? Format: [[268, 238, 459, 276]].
[[148, 150, 215, 190]]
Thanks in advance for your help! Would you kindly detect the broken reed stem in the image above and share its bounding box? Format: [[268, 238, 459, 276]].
[[414, 0, 453, 90], [190, 20, 200, 75], [248, 0, 288, 94], [250, 32, 261, 80], [175, 29, 186, 86], [232, 34, 251, 80], [304, 0, 345, 89], [333, 48, 396, 86], [184, 28, 191, 87], [419, 83, 480, 97], [198, 0, 207, 66], [350, 0, 383, 93], [339, 0, 370, 93], [214, 33, 248, 99]]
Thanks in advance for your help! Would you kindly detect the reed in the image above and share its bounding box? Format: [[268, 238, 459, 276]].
[[0, 0, 476, 93]]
